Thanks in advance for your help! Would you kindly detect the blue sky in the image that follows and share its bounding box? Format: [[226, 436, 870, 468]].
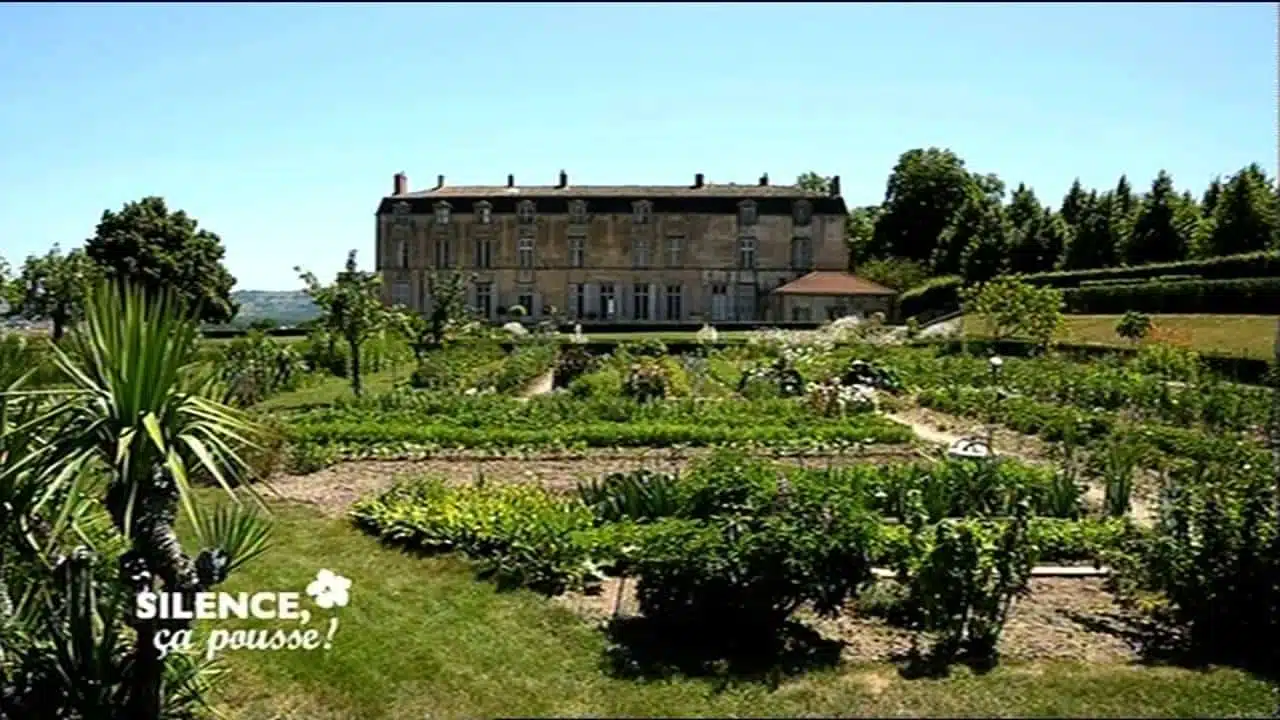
[[0, 2, 1273, 291]]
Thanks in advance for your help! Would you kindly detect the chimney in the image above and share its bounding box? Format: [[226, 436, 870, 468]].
[[830, 175, 841, 197], [694, 173, 705, 188], [393, 172, 408, 196], [558, 169, 568, 188], [507, 174, 515, 188], [435, 174, 445, 189], [759, 173, 769, 186]]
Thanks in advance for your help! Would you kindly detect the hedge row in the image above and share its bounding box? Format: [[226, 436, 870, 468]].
[[1020, 251, 1280, 289], [900, 252, 1280, 321], [1062, 277, 1280, 315]]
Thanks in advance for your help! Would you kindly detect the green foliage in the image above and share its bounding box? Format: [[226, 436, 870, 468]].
[[1114, 311, 1153, 343], [351, 478, 602, 595], [623, 357, 673, 403], [215, 330, 307, 406], [899, 503, 1037, 665], [297, 250, 400, 396], [397, 269, 472, 359], [795, 171, 831, 194], [960, 276, 1065, 348], [851, 257, 931, 292], [9, 245, 99, 341], [1111, 463, 1280, 669], [1063, 277, 1280, 315], [899, 275, 963, 321], [871, 147, 974, 264], [84, 196, 238, 324]]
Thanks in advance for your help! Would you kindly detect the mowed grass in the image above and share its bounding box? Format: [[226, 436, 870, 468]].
[[964, 314, 1278, 359], [191, 496, 1276, 719], [254, 367, 406, 412]]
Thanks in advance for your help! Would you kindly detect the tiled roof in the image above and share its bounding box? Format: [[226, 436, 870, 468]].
[[396, 184, 829, 200], [772, 271, 897, 297]]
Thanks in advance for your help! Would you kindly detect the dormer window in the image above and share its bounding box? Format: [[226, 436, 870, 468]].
[[517, 200, 536, 225], [792, 200, 813, 226], [569, 199, 588, 224], [632, 200, 652, 225], [738, 200, 758, 226], [474, 201, 492, 225], [392, 201, 412, 224], [433, 201, 451, 225]]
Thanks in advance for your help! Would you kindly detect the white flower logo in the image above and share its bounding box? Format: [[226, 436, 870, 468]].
[[306, 569, 352, 609]]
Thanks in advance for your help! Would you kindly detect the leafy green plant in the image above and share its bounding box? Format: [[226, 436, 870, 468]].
[[1115, 311, 1153, 343]]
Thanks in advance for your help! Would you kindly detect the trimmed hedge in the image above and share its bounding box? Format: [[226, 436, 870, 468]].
[[899, 275, 963, 321], [1022, 251, 1280, 289], [1062, 277, 1280, 315], [900, 252, 1280, 321]]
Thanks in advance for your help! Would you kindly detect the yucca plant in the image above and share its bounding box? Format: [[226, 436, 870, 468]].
[[5, 282, 274, 718]]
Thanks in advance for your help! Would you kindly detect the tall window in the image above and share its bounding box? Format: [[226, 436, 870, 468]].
[[433, 238, 452, 267], [518, 235, 534, 268], [738, 200, 758, 226], [391, 280, 411, 307], [569, 200, 587, 225], [738, 235, 757, 269], [633, 283, 650, 320], [792, 200, 813, 226], [790, 236, 812, 269], [710, 283, 729, 321], [433, 202, 451, 225], [517, 200, 536, 225], [632, 201, 652, 225], [474, 237, 492, 269], [735, 283, 756, 320], [517, 287, 535, 317], [474, 201, 492, 225], [570, 283, 586, 318], [665, 284, 683, 320], [599, 282, 616, 319], [398, 239, 409, 269], [474, 282, 493, 319], [665, 234, 683, 267], [632, 237, 650, 268], [569, 233, 585, 268], [791, 305, 812, 322]]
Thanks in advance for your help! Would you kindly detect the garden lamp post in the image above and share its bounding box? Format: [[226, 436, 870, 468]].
[[987, 355, 1004, 455]]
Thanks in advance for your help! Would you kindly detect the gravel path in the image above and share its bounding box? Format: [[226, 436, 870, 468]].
[[885, 406, 1157, 526]]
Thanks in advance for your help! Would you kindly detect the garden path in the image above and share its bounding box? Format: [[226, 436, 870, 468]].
[[884, 406, 1156, 526]]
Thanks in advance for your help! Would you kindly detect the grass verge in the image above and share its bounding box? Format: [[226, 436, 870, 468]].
[[195, 497, 1276, 719]]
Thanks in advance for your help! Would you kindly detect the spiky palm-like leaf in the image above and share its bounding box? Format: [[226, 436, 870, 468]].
[[42, 282, 266, 541]]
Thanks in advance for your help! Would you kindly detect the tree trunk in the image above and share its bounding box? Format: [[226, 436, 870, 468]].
[[349, 339, 362, 396], [51, 310, 66, 342], [109, 466, 226, 720]]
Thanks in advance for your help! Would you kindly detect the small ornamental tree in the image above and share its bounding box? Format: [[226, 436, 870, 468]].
[[396, 268, 472, 361], [1115, 311, 1153, 344], [297, 250, 397, 396], [960, 276, 1065, 350], [11, 245, 99, 341]]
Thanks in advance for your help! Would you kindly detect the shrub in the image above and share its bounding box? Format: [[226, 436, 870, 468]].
[[626, 501, 879, 650], [737, 358, 805, 399], [897, 502, 1037, 666], [1110, 462, 1280, 670], [623, 358, 671, 403], [216, 330, 307, 406], [1115, 311, 1153, 343], [619, 338, 668, 358], [1021, 250, 1280, 288], [554, 344, 598, 388], [840, 359, 905, 393], [855, 258, 932, 292]]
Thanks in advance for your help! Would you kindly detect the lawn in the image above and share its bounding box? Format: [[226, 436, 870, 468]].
[[255, 367, 407, 411], [963, 313, 1278, 359], [195, 496, 1276, 719]]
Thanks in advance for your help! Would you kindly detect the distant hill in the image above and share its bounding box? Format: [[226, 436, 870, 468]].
[[224, 290, 321, 327]]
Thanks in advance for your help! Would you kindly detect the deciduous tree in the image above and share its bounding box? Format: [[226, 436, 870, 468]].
[[297, 250, 396, 396], [961, 275, 1065, 349], [11, 244, 99, 341], [873, 147, 973, 264], [84, 196, 238, 324]]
